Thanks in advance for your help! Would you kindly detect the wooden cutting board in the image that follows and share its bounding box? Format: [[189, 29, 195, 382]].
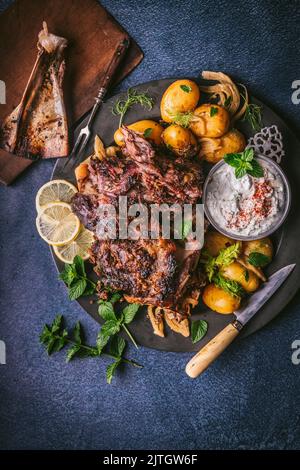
[[0, 0, 143, 185]]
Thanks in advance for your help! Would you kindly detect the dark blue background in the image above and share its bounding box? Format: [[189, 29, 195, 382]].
[[1, 0, 300, 450]]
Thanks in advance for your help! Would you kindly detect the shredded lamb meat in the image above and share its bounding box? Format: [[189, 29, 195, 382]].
[[72, 127, 204, 315]]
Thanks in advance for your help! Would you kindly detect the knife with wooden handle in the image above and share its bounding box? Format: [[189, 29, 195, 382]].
[[185, 264, 295, 378]]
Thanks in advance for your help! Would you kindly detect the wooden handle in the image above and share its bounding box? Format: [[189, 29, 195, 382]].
[[99, 38, 130, 91], [185, 322, 240, 378]]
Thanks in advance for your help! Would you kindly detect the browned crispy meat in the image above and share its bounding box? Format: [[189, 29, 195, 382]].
[[73, 127, 203, 206], [0, 22, 69, 160], [90, 238, 177, 306], [72, 128, 204, 313], [90, 238, 200, 309], [122, 127, 203, 204]]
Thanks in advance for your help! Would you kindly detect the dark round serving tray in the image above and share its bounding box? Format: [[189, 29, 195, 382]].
[[52, 78, 300, 352]]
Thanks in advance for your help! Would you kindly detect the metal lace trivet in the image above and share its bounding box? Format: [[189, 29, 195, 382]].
[[246, 125, 285, 164]]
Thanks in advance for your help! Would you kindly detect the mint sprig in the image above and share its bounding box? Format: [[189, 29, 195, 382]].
[[98, 298, 140, 349], [224, 148, 264, 179], [40, 315, 142, 384], [59, 255, 96, 301]]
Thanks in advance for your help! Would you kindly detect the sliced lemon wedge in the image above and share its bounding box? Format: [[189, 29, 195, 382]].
[[36, 202, 80, 246], [53, 226, 94, 263], [35, 179, 77, 213]]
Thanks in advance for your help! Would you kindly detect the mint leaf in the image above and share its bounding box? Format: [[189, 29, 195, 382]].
[[51, 314, 63, 333], [101, 320, 120, 337], [46, 337, 56, 355], [66, 344, 81, 362], [110, 292, 122, 304], [40, 325, 51, 345], [235, 162, 251, 178], [248, 252, 270, 267], [59, 264, 76, 286], [143, 128, 153, 138], [123, 304, 140, 324], [73, 255, 86, 277], [106, 360, 121, 384], [180, 84, 192, 93], [59, 256, 96, 300], [210, 107, 218, 117], [98, 302, 117, 322], [96, 331, 109, 353], [242, 148, 254, 162], [83, 282, 97, 296], [223, 153, 242, 166], [224, 148, 263, 180], [73, 321, 82, 344], [244, 269, 250, 282], [247, 159, 264, 178], [69, 279, 87, 301], [110, 336, 126, 358], [51, 332, 68, 353], [191, 320, 208, 344]]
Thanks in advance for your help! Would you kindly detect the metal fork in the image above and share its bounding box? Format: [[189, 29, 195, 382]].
[[63, 38, 129, 173]]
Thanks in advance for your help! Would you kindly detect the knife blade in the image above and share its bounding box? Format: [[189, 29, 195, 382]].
[[233, 263, 296, 329], [185, 264, 296, 379]]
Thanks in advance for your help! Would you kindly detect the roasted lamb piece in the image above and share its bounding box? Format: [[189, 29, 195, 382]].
[[73, 127, 203, 207], [0, 22, 69, 160], [89, 237, 200, 310], [72, 128, 204, 314]]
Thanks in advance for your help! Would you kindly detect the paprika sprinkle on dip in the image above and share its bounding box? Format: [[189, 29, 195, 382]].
[[204, 155, 290, 239]]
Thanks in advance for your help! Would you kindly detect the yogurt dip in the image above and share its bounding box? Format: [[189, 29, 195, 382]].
[[205, 158, 287, 237]]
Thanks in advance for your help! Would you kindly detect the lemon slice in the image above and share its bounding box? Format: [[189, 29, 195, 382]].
[[53, 226, 94, 263], [36, 202, 80, 246], [36, 179, 77, 213]]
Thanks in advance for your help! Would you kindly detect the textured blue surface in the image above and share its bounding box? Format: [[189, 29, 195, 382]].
[[0, 0, 300, 450]]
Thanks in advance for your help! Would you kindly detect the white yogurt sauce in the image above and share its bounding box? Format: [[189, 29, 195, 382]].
[[205, 161, 285, 237]]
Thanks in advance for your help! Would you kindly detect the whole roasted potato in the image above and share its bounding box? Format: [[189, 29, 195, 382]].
[[243, 238, 273, 266], [202, 283, 241, 314], [114, 120, 163, 146], [161, 124, 198, 157], [220, 261, 260, 293], [204, 230, 237, 257], [189, 104, 230, 138], [160, 79, 200, 123], [201, 129, 246, 163]]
